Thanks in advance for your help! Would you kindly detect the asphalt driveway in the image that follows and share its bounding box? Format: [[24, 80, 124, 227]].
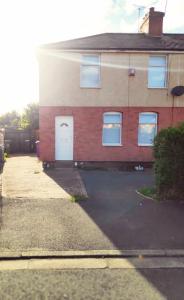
[[79, 169, 184, 250], [1, 155, 184, 252]]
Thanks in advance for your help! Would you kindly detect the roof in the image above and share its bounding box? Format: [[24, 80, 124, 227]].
[[41, 33, 184, 51]]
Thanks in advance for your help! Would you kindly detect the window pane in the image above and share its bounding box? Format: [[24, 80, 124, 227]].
[[103, 124, 121, 144], [82, 55, 100, 65], [149, 56, 166, 67], [139, 113, 157, 124], [104, 114, 121, 124], [138, 124, 156, 145], [148, 67, 166, 87], [81, 66, 100, 87]]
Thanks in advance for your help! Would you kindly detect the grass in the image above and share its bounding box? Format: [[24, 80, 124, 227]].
[[137, 187, 157, 200], [70, 194, 88, 203], [4, 152, 8, 161]]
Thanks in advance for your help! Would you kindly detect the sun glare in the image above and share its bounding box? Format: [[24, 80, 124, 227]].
[[0, 0, 110, 114], [0, 0, 183, 114]]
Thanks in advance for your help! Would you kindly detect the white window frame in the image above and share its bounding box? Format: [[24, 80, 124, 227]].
[[80, 54, 101, 88], [148, 55, 167, 89], [138, 112, 158, 146], [102, 112, 122, 146]]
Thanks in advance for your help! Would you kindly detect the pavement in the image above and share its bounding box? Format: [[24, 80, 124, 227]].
[[1, 155, 184, 253], [1, 155, 184, 299], [0, 259, 184, 299], [0, 155, 111, 252]]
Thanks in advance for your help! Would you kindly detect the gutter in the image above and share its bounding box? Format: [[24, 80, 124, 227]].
[[38, 48, 184, 55]]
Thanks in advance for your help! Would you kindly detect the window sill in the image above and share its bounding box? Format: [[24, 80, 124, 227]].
[[103, 144, 122, 147], [147, 87, 167, 89], [80, 86, 101, 89], [138, 144, 153, 147]]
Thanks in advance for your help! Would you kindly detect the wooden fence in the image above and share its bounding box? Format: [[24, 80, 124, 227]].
[[4, 128, 38, 154]]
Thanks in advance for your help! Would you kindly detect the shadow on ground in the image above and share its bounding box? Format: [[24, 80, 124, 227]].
[[51, 168, 184, 300], [2, 159, 184, 299], [78, 169, 184, 250], [47, 168, 184, 249]]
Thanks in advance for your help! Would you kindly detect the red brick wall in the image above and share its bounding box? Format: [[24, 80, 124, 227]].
[[39, 106, 184, 162], [149, 9, 164, 36]]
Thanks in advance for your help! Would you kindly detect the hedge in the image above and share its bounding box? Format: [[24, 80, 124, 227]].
[[154, 122, 184, 201]]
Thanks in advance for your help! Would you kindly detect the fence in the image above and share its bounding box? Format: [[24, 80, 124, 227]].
[[4, 128, 38, 154]]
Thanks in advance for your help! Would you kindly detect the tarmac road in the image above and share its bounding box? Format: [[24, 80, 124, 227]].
[[0, 261, 184, 300]]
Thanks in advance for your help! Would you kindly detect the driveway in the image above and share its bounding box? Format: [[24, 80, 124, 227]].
[[80, 170, 184, 250], [1, 155, 184, 252]]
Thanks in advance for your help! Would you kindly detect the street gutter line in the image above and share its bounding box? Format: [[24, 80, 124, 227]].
[[1, 249, 184, 259]]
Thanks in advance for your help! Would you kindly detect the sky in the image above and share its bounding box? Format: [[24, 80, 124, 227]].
[[0, 0, 184, 114]]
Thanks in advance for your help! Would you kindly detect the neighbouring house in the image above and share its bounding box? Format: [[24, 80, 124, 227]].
[[38, 7, 184, 166]]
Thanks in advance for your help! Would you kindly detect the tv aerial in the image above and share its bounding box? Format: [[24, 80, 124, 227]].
[[133, 4, 146, 32], [133, 1, 159, 32]]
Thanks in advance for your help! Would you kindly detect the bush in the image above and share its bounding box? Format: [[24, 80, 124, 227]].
[[154, 122, 184, 200]]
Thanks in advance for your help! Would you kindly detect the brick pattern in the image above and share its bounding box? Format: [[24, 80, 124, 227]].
[[39, 106, 184, 162]]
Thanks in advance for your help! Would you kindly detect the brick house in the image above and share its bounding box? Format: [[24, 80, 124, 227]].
[[38, 7, 184, 166]]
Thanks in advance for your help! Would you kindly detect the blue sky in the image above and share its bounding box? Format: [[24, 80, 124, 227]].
[[0, 0, 184, 113]]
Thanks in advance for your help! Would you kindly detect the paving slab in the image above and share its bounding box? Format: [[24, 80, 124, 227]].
[[2, 155, 87, 199]]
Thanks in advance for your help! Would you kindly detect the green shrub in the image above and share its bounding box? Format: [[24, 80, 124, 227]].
[[154, 122, 184, 200]]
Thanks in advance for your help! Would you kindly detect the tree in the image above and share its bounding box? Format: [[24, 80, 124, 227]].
[[21, 103, 39, 130], [0, 111, 21, 128]]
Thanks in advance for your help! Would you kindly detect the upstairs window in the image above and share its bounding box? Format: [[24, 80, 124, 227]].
[[148, 56, 167, 88], [102, 112, 122, 146], [138, 112, 157, 146], [80, 55, 100, 88]]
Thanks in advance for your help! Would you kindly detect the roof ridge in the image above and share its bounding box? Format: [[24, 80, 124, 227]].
[[39, 32, 184, 51], [51, 33, 109, 43]]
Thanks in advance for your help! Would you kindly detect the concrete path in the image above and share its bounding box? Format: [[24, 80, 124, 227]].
[[2, 155, 87, 199]]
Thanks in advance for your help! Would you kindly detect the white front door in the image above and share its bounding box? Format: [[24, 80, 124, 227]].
[[55, 116, 73, 160]]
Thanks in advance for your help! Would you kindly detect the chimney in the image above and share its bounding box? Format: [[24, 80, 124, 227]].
[[140, 7, 165, 36]]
